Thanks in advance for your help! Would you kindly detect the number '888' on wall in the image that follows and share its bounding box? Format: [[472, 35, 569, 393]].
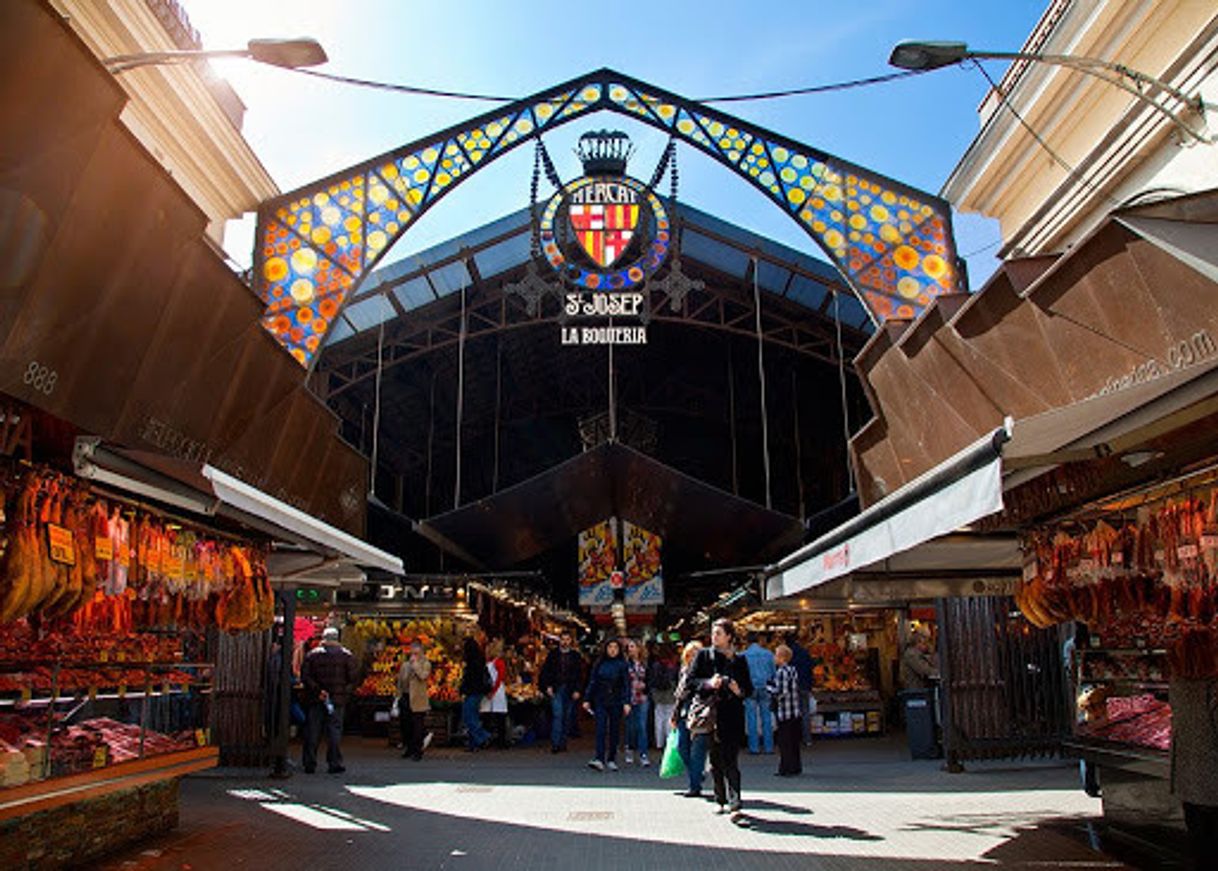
[[23, 361, 57, 396]]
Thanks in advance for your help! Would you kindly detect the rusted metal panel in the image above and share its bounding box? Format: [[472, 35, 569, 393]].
[[940, 595, 1070, 763], [0, 0, 370, 537]]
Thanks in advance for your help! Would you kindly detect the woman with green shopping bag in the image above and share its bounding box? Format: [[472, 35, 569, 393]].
[[668, 640, 704, 795]]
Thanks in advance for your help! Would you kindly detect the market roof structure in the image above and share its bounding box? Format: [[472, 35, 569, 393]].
[[255, 69, 964, 367]]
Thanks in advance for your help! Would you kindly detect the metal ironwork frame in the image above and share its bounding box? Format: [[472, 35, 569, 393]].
[[255, 68, 964, 367]]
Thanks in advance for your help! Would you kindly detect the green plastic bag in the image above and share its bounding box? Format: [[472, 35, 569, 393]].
[[659, 728, 685, 779]]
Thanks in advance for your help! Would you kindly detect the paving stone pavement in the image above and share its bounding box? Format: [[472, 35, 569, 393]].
[[95, 735, 1167, 871]]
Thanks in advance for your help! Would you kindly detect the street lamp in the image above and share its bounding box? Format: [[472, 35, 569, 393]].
[[889, 40, 1210, 143], [102, 38, 327, 74]]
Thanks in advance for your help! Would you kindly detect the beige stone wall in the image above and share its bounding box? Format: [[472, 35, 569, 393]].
[[49, 0, 278, 245], [944, 0, 1218, 259]]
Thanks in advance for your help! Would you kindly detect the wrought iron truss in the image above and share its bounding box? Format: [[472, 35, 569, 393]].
[[315, 220, 867, 402], [255, 68, 964, 367]]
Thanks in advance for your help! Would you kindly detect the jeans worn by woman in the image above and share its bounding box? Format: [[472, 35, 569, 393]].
[[625, 698, 650, 757], [683, 728, 710, 795], [594, 704, 623, 764], [462, 694, 490, 749]]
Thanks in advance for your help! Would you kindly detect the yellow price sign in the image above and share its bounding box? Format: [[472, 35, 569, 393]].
[[94, 536, 114, 561], [117, 684, 127, 699], [47, 523, 76, 566], [88, 685, 98, 701], [195, 728, 208, 747], [19, 686, 32, 705], [92, 747, 107, 769]]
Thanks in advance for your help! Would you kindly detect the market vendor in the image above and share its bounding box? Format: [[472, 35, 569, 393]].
[[900, 632, 939, 690]]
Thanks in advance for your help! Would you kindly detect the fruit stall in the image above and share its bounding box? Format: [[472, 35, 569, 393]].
[[350, 616, 468, 741]]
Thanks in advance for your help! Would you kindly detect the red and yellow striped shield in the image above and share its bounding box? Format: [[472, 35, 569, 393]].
[[568, 201, 640, 269]]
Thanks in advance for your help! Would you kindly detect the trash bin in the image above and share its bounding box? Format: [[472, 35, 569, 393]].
[[899, 689, 939, 759]]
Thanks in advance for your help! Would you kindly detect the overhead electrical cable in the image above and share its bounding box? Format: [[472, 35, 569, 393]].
[[286, 67, 933, 103]]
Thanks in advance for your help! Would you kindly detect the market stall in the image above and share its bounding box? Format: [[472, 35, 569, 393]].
[[340, 579, 581, 746], [0, 462, 276, 865], [1015, 469, 1218, 834], [737, 608, 903, 737]]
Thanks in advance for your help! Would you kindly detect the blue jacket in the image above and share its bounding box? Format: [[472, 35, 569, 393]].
[[585, 656, 629, 709], [742, 643, 776, 693]]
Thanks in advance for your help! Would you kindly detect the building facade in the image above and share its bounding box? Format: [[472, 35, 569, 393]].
[[49, 0, 278, 246]]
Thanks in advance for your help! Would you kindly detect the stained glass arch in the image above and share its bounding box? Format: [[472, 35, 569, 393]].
[[254, 68, 964, 366]]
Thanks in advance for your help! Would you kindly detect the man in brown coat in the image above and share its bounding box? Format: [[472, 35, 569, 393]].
[[396, 639, 433, 760]]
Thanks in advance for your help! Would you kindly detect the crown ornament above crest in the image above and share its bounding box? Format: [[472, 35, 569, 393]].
[[576, 130, 634, 176]]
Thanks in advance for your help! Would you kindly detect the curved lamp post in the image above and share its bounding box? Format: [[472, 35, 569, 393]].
[[103, 37, 327, 73], [889, 40, 1210, 144]]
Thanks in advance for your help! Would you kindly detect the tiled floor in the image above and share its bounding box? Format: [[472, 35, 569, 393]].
[[96, 735, 1174, 870]]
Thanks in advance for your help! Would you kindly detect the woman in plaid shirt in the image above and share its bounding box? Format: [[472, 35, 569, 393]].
[[766, 644, 802, 776]]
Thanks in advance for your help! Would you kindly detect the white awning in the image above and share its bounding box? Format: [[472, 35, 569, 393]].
[[71, 437, 403, 577], [202, 465, 403, 575], [765, 422, 1010, 601]]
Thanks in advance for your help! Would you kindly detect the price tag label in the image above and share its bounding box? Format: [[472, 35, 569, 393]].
[[115, 651, 126, 662], [92, 747, 106, 769], [165, 556, 184, 577], [117, 684, 126, 699], [47, 523, 76, 566], [94, 536, 113, 561], [88, 685, 97, 701], [1178, 544, 1199, 560], [98, 649, 109, 662], [118, 542, 131, 568], [195, 728, 208, 747], [19, 686, 31, 705]]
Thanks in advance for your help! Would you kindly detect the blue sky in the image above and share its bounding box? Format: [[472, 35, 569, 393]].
[[188, 0, 1049, 288]]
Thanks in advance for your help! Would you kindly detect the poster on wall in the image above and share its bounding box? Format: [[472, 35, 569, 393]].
[[623, 520, 664, 606], [578, 520, 617, 607]]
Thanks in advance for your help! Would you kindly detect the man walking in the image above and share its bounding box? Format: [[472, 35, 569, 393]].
[[301, 627, 359, 774], [540, 632, 584, 753], [742, 633, 776, 754]]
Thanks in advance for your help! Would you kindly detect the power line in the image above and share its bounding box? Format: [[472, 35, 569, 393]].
[[286, 67, 932, 104], [971, 60, 1119, 211], [699, 69, 931, 102], [962, 238, 1002, 258]]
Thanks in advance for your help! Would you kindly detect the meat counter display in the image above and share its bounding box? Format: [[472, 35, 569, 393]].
[[1073, 635, 1171, 757], [0, 621, 214, 789], [0, 464, 281, 797]]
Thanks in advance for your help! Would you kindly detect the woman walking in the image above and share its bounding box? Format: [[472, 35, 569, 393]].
[[688, 619, 753, 823], [396, 639, 432, 760], [624, 639, 651, 766], [767, 644, 802, 776], [583, 638, 630, 772], [460, 634, 492, 751], [671, 639, 705, 797]]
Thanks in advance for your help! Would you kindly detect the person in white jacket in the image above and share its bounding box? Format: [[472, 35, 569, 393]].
[[481, 637, 510, 748]]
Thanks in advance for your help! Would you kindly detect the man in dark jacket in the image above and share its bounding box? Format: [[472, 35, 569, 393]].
[[301, 627, 359, 774], [689, 619, 753, 822], [539, 632, 584, 753]]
